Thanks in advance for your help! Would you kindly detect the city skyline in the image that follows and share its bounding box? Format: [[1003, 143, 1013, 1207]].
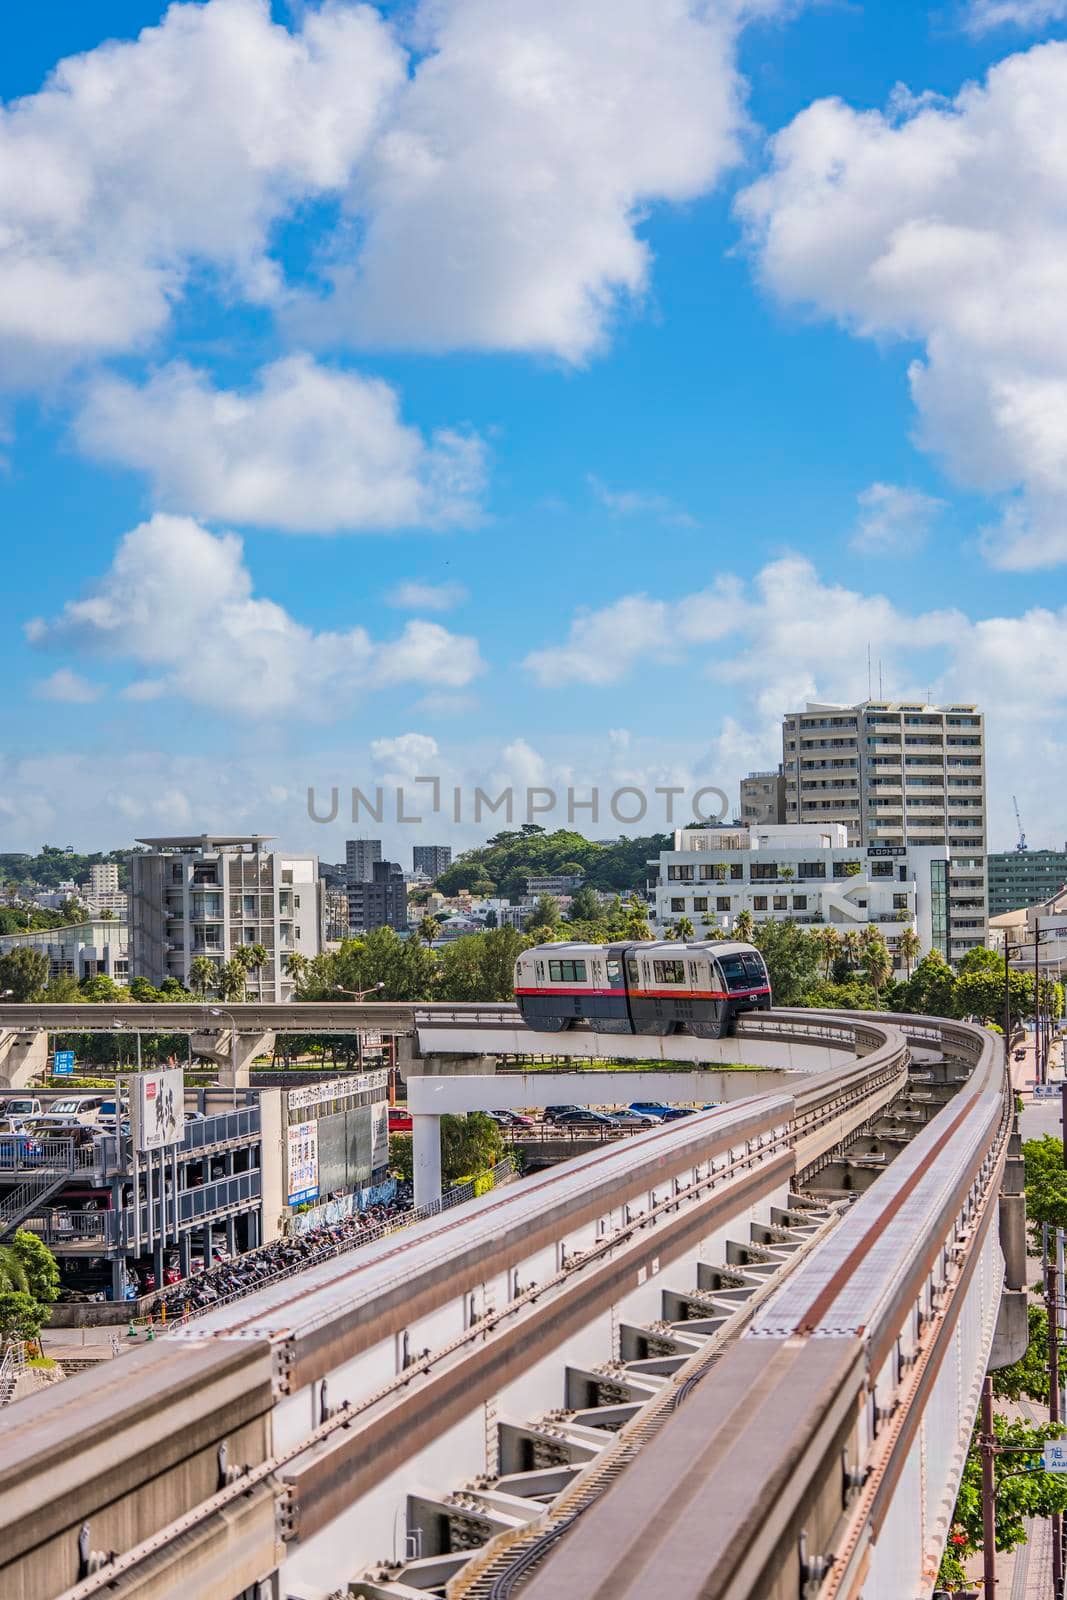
[[2, 1, 1067, 857]]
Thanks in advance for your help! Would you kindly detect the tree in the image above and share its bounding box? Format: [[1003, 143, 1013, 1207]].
[[939, 1412, 1067, 1584], [814, 927, 841, 981], [79, 973, 123, 1003], [993, 1303, 1066, 1405], [862, 930, 893, 992], [525, 894, 561, 933], [675, 915, 695, 943], [188, 956, 217, 999], [896, 927, 922, 979], [438, 927, 531, 1002], [622, 895, 653, 942], [0, 1291, 47, 1346], [567, 885, 603, 923], [894, 950, 957, 1018], [41, 974, 82, 1002], [440, 1112, 505, 1184], [840, 930, 863, 972], [216, 960, 247, 1003], [796, 978, 880, 1011], [733, 908, 755, 943], [417, 914, 442, 945], [752, 920, 820, 1006], [2, 1231, 59, 1307], [0, 947, 50, 1001], [233, 942, 269, 991]]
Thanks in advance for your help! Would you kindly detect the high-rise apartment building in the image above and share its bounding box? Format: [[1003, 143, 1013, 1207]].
[[739, 769, 786, 827], [987, 849, 1067, 918], [781, 701, 987, 961], [85, 860, 127, 919], [130, 835, 321, 1001], [346, 838, 382, 885], [347, 859, 407, 934], [412, 844, 453, 879]]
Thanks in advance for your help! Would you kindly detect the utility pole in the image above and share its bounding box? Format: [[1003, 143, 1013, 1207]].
[[981, 1374, 997, 1596], [1051, 1238, 1064, 1599]]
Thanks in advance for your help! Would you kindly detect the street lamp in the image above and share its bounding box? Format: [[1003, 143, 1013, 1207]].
[[1004, 933, 1054, 1086], [334, 983, 386, 1002], [206, 1006, 238, 1110]]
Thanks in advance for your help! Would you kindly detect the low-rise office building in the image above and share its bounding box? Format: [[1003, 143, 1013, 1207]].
[[987, 849, 1067, 918], [651, 823, 950, 968], [0, 919, 129, 982]]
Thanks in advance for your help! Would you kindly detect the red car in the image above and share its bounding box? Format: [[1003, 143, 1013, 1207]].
[[388, 1107, 413, 1133]]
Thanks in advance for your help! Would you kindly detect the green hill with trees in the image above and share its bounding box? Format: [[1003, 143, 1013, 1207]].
[[433, 824, 670, 899]]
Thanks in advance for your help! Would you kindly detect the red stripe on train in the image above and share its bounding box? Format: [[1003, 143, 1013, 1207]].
[[514, 986, 771, 1000]]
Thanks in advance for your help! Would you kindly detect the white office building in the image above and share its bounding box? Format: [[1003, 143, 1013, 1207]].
[[0, 919, 129, 982], [130, 835, 321, 1001], [651, 824, 951, 969]]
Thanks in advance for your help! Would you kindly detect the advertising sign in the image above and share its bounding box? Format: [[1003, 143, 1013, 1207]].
[[371, 1102, 389, 1171], [131, 1069, 185, 1152], [867, 846, 906, 858], [286, 1071, 388, 1114], [287, 1121, 320, 1206], [53, 1050, 75, 1076]]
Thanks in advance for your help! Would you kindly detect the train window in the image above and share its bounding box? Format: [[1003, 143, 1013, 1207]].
[[626, 959, 640, 987], [652, 959, 685, 984], [606, 958, 622, 985], [742, 953, 766, 984], [548, 959, 587, 982]]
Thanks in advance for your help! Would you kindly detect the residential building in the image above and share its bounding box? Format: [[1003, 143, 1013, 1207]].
[[84, 862, 128, 919], [347, 859, 407, 934], [525, 874, 585, 896], [322, 885, 350, 943], [129, 835, 321, 1001], [413, 844, 453, 879], [986, 849, 1067, 918], [781, 701, 987, 961], [346, 838, 382, 885], [650, 824, 950, 970], [0, 919, 129, 982], [740, 769, 786, 827]]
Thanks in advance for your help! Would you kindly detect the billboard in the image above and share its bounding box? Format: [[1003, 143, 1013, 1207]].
[[132, 1069, 185, 1152], [287, 1121, 320, 1206]]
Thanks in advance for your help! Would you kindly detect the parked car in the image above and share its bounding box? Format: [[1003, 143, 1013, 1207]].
[[0, 1096, 42, 1127], [388, 1107, 413, 1133], [628, 1102, 692, 1123], [547, 1108, 618, 1129], [486, 1110, 535, 1130], [41, 1095, 110, 1126], [606, 1109, 658, 1128], [544, 1105, 586, 1125]]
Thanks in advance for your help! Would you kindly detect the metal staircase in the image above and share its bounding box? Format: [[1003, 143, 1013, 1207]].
[[0, 1169, 72, 1241]]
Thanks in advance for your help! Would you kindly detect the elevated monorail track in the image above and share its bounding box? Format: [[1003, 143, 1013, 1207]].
[[0, 1009, 1018, 1600]]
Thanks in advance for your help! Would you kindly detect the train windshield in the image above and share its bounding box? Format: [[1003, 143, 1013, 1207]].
[[717, 953, 766, 992]]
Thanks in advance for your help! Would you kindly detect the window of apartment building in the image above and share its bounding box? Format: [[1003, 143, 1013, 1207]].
[[171, 863, 183, 883], [871, 861, 893, 878], [671, 897, 685, 913], [773, 895, 788, 911], [753, 896, 768, 911], [693, 896, 708, 911], [797, 862, 826, 879], [893, 894, 908, 910], [667, 865, 694, 881], [717, 897, 731, 913], [792, 895, 807, 910], [652, 960, 685, 984], [750, 863, 778, 881], [730, 864, 744, 881]]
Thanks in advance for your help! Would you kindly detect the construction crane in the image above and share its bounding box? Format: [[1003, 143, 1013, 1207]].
[[1013, 794, 1029, 852]]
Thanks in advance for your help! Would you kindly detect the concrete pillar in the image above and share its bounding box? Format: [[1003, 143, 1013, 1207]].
[[413, 1114, 443, 1209], [225, 1214, 236, 1255], [111, 1257, 125, 1303], [248, 1208, 260, 1249], [179, 1232, 192, 1277], [189, 1029, 274, 1089], [202, 1222, 212, 1269], [0, 1030, 48, 1088], [153, 1240, 164, 1293]]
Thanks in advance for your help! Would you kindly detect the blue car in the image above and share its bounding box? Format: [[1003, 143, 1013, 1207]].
[[629, 1101, 693, 1123]]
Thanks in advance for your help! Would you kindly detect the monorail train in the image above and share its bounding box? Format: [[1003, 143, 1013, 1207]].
[[513, 940, 772, 1038]]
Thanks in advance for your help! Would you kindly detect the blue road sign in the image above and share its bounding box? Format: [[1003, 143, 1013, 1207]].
[[53, 1050, 75, 1076]]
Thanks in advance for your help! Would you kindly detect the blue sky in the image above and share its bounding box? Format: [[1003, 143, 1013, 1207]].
[[2, 0, 1066, 863]]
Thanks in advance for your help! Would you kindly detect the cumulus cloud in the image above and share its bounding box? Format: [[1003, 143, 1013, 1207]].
[[27, 514, 484, 717], [386, 579, 469, 612], [851, 482, 945, 554], [75, 355, 486, 533], [33, 668, 102, 704], [300, 0, 754, 362], [0, 0, 403, 378], [738, 42, 1067, 568]]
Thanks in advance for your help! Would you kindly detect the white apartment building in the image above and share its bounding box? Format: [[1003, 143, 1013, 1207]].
[[84, 862, 128, 919], [651, 824, 951, 968], [130, 835, 321, 1001], [0, 918, 129, 982], [781, 701, 987, 961]]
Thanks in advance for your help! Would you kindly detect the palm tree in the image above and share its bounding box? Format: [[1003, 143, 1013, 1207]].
[[216, 959, 247, 1003], [896, 928, 922, 979], [675, 915, 695, 943], [623, 895, 653, 941], [841, 930, 863, 972], [188, 955, 217, 999], [284, 951, 310, 994], [418, 914, 442, 945], [817, 927, 841, 981], [863, 932, 892, 992], [734, 908, 755, 942]]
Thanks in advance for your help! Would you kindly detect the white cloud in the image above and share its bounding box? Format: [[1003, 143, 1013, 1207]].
[[0, 0, 403, 378], [588, 475, 697, 528], [32, 668, 102, 704], [851, 482, 945, 554], [386, 579, 469, 612], [524, 594, 674, 687], [27, 514, 484, 717], [965, 0, 1067, 31], [76, 355, 486, 533], [738, 42, 1067, 568], [299, 0, 755, 362]]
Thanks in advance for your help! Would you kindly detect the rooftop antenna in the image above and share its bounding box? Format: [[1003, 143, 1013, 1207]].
[[1013, 795, 1029, 853], [867, 644, 872, 700], [878, 658, 884, 698]]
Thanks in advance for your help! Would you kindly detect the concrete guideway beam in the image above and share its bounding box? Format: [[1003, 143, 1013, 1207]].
[[0, 1028, 48, 1088], [190, 1030, 275, 1089]]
